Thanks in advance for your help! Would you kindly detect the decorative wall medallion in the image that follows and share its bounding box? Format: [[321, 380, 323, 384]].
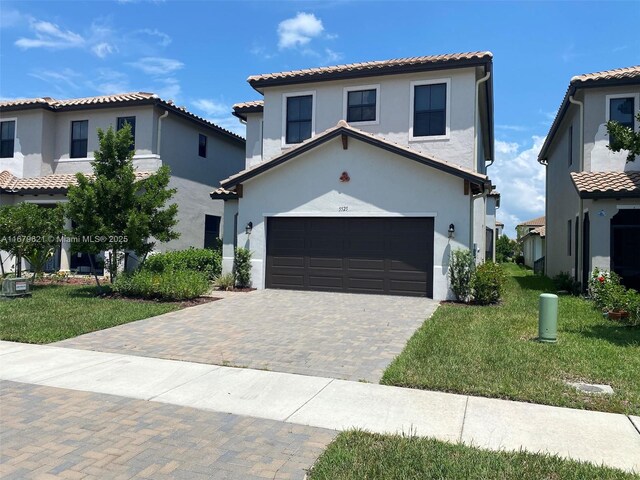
[[340, 171, 350, 182]]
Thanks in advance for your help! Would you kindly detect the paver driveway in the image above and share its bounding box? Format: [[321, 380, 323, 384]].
[[56, 289, 438, 382]]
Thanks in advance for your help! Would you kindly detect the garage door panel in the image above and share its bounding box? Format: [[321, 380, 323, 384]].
[[267, 217, 433, 297]]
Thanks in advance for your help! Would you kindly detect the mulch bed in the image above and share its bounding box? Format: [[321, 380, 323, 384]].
[[99, 293, 220, 308]]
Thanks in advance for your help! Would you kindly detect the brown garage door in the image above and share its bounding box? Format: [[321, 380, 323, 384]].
[[266, 217, 434, 297]]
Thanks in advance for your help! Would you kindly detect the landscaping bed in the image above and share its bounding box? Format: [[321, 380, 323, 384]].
[[382, 264, 640, 415], [308, 430, 634, 480]]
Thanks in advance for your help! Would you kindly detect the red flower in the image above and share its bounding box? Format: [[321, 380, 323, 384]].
[[598, 276, 605, 283]]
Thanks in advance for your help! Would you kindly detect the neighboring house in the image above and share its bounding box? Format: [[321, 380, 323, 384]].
[[0, 92, 245, 274], [517, 216, 546, 271], [213, 52, 496, 299], [486, 189, 501, 261], [495, 220, 504, 237], [538, 66, 640, 290]]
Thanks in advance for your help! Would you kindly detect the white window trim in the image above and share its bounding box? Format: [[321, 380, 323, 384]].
[[409, 78, 451, 142], [281, 90, 316, 148], [342, 84, 380, 126], [0, 117, 18, 159], [605, 93, 640, 131]]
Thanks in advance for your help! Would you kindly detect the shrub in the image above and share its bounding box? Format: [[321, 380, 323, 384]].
[[448, 249, 475, 302], [624, 289, 640, 327], [113, 269, 209, 301], [515, 255, 525, 266], [588, 267, 622, 310], [233, 247, 252, 288], [143, 248, 221, 280], [553, 272, 581, 296], [213, 272, 235, 291], [472, 262, 506, 305]]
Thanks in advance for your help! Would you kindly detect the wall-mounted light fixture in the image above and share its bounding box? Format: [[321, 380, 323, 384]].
[[245, 222, 253, 235], [448, 223, 455, 239]]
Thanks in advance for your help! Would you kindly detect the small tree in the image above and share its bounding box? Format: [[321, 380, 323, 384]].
[[233, 247, 252, 288], [496, 234, 517, 263], [66, 124, 179, 288], [0, 203, 65, 282], [606, 112, 640, 162], [448, 248, 475, 302]]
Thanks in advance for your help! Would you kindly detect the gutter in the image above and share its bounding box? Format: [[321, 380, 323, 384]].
[[474, 70, 491, 171]]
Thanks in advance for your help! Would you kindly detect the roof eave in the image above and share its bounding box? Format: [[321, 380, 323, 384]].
[[577, 190, 640, 199]]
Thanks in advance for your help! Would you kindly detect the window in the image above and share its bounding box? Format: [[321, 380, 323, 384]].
[[204, 215, 221, 249], [0, 120, 15, 158], [567, 219, 572, 256], [568, 124, 573, 167], [609, 97, 635, 129], [117, 116, 136, 151], [286, 94, 313, 144], [413, 82, 447, 137], [70, 120, 88, 158], [346, 88, 377, 123], [199, 134, 207, 158]]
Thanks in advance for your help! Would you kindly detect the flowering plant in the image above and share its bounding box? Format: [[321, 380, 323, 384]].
[[588, 268, 624, 311]]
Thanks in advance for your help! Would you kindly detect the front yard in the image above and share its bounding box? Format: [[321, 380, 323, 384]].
[[308, 431, 634, 480], [382, 264, 640, 415], [0, 284, 181, 343]]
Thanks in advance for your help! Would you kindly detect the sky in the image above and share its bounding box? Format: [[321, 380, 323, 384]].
[[1, 0, 639, 238]]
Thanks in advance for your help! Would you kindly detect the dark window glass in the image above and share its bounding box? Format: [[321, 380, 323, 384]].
[[0, 120, 15, 158], [117, 116, 136, 151], [70, 120, 88, 158], [286, 95, 313, 144], [610, 97, 635, 128], [568, 125, 573, 167], [204, 215, 221, 249], [347, 89, 377, 123], [413, 83, 447, 137], [199, 134, 207, 158]]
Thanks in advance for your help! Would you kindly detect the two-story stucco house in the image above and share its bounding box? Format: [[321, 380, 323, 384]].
[[0, 92, 245, 274], [516, 216, 546, 271], [212, 52, 496, 299], [538, 66, 640, 290]]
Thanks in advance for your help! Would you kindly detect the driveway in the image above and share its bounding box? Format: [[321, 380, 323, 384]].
[[56, 289, 438, 382]]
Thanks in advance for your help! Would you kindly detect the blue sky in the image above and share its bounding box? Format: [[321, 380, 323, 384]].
[[1, 1, 639, 237]]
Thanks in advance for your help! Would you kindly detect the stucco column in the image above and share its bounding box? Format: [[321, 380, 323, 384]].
[[59, 218, 72, 272]]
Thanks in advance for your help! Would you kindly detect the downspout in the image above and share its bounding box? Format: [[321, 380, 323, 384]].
[[569, 95, 584, 284], [472, 70, 491, 261], [157, 110, 169, 157], [474, 71, 491, 173]]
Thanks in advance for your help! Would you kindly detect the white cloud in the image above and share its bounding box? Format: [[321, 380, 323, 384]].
[[90, 68, 131, 94], [153, 78, 181, 100], [16, 20, 85, 49], [491, 136, 547, 238], [92, 42, 117, 58], [322, 48, 342, 64], [192, 99, 229, 117], [127, 57, 184, 75], [136, 28, 171, 47], [29, 68, 82, 90], [278, 12, 324, 49], [0, 8, 30, 29]]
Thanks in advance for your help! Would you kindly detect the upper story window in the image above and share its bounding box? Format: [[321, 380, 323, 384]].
[[199, 134, 207, 158], [0, 120, 15, 158], [284, 93, 314, 145], [344, 85, 379, 124], [609, 97, 635, 129], [117, 116, 136, 151], [410, 79, 450, 140], [70, 120, 88, 158]]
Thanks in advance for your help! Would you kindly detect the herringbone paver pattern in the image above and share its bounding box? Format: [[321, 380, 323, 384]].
[[0, 380, 337, 479], [56, 290, 437, 381]]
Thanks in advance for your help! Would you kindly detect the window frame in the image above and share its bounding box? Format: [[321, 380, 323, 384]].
[[342, 84, 380, 126], [199, 133, 207, 158], [0, 118, 17, 159], [281, 90, 316, 147], [606, 93, 639, 130], [409, 78, 451, 141], [70, 120, 89, 159], [116, 116, 136, 152]]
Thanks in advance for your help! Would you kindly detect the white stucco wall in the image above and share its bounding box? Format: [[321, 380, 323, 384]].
[[259, 67, 479, 170], [225, 134, 475, 300], [0, 109, 43, 178], [244, 112, 263, 168]]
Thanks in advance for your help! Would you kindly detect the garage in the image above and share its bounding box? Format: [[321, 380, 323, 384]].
[[266, 217, 434, 297]]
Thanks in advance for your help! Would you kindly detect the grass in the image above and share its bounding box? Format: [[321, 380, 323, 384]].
[[307, 430, 635, 480], [0, 284, 180, 343], [382, 264, 640, 415]]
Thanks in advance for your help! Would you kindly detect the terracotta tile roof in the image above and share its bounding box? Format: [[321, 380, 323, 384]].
[[0, 170, 153, 193], [488, 189, 500, 197], [232, 100, 264, 120], [571, 171, 640, 198], [221, 120, 488, 189], [538, 65, 640, 163], [0, 92, 244, 143], [248, 51, 493, 88], [531, 225, 546, 237], [496, 221, 504, 226], [209, 186, 238, 199], [518, 216, 545, 227]]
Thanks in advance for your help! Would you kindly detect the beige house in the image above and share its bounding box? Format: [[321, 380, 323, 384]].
[[214, 52, 497, 299], [517, 216, 546, 272], [0, 92, 245, 274], [538, 66, 640, 290]]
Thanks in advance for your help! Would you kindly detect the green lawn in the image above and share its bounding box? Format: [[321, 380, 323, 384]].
[[308, 431, 634, 480], [382, 264, 640, 415], [0, 284, 180, 343]]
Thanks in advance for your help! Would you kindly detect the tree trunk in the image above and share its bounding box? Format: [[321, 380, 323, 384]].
[[16, 254, 22, 277], [88, 254, 103, 294]]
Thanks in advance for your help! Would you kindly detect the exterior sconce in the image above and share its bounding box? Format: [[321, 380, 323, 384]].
[[448, 223, 455, 239], [245, 222, 253, 235]]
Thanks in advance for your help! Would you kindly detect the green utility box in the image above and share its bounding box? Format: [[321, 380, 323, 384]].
[[538, 293, 558, 343], [0, 277, 32, 300]]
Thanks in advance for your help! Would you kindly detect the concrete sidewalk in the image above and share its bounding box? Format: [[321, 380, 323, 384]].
[[1, 341, 639, 474]]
